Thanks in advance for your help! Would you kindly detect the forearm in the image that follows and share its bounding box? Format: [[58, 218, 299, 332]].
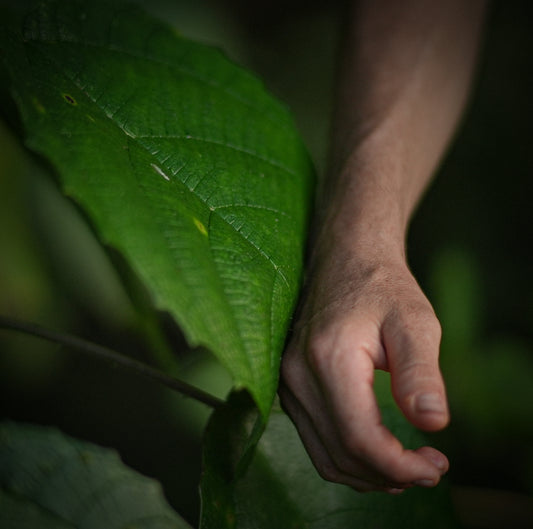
[[321, 0, 487, 256], [280, 1, 486, 490]]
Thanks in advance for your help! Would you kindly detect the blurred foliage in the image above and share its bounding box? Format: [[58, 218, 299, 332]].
[[1, 0, 532, 527], [408, 0, 533, 500], [201, 392, 457, 529], [0, 421, 193, 528]]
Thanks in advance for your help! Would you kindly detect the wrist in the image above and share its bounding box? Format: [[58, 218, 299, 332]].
[[310, 210, 407, 281], [324, 115, 434, 238], [315, 192, 407, 267], [317, 134, 425, 265]]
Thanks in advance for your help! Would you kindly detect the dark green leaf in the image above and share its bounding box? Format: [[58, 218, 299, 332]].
[[1, 490, 74, 529], [0, 421, 192, 529], [200, 384, 459, 529], [0, 0, 314, 417]]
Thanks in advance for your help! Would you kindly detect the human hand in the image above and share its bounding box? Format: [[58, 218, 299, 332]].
[[279, 243, 450, 493]]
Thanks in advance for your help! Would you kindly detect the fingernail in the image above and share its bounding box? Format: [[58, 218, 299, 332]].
[[430, 455, 449, 473], [413, 479, 435, 488], [386, 488, 405, 495], [416, 393, 445, 414], [431, 458, 447, 473]]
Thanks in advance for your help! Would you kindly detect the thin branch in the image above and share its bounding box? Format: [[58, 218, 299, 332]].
[[0, 315, 224, 409]]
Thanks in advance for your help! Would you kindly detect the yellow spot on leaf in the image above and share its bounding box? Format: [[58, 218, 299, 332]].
[[193, 217, 208, 236], [32, 97, 46, 114]]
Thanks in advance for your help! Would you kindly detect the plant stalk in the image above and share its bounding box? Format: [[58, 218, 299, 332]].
[[0, 315, 224, 409]]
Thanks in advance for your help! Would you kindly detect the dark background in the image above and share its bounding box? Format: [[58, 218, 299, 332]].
[[1, 1, 532, 527]]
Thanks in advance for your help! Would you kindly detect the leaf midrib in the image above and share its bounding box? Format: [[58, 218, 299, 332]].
[[24, 38, 292, 289]]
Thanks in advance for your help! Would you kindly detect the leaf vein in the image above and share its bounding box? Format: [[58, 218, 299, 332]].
[[27, 36, 287, 129], [138, 134, 296, 177], [56, 67, 288, 289], [212, 203, 291, 219]]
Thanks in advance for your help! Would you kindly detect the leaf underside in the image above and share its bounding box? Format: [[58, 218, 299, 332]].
[[200, 391, 459, 529], [0, 0, 314, 416]]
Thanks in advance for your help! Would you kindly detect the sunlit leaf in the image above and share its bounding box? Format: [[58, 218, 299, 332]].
[[0, 0, 314, 417]]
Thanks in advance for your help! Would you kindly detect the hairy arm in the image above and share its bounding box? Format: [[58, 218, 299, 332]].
[[280, 0, 487, 492]]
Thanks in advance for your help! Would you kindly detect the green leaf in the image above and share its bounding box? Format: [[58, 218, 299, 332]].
[[199, 392, 265, 529], [200, 388, 459, 529], [0, 0, 314, 417], [0, 421, 192, 529], [1, 490, 73, 529]]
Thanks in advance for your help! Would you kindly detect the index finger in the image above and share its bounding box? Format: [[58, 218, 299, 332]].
[[311, 338, 444, 486]]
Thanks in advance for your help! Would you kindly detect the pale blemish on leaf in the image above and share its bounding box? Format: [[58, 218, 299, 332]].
[[123, 125, 137, 139], [150, 163, 170, 181], [193, 217, 208, 236]]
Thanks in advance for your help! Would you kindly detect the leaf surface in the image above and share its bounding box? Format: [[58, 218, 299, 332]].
[[0, 421, 192, 529], [200, 386, 459, 529], [0, 0, 314, 416]]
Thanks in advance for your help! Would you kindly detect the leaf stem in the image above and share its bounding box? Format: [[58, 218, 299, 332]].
[[0, 315, 224, 409]]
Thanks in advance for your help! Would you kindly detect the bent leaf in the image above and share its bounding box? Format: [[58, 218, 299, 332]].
[[200, 390, 459, 529], [0, 0, 314, 417], [0, 421, 192, 528]]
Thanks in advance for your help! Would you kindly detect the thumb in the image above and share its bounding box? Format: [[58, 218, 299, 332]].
[[383, 308, 450, 432]]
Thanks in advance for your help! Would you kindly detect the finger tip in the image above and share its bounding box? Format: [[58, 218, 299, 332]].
[[408, 393, 450, 431], [416, 446, 449, 474], [386, 487, 405, 495], [418, 413, 450, 432], [413, 478, 438, 488]]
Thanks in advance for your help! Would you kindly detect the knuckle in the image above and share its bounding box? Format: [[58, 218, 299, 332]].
[[395, 356, 441, 386], [387, 304, 442, 356], [305, 331, 334, 373], [418, 310, 442, 340], [402, 303, 439, 331]]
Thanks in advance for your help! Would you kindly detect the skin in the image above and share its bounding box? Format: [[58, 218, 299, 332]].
[[280, 0, 488, 493]]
